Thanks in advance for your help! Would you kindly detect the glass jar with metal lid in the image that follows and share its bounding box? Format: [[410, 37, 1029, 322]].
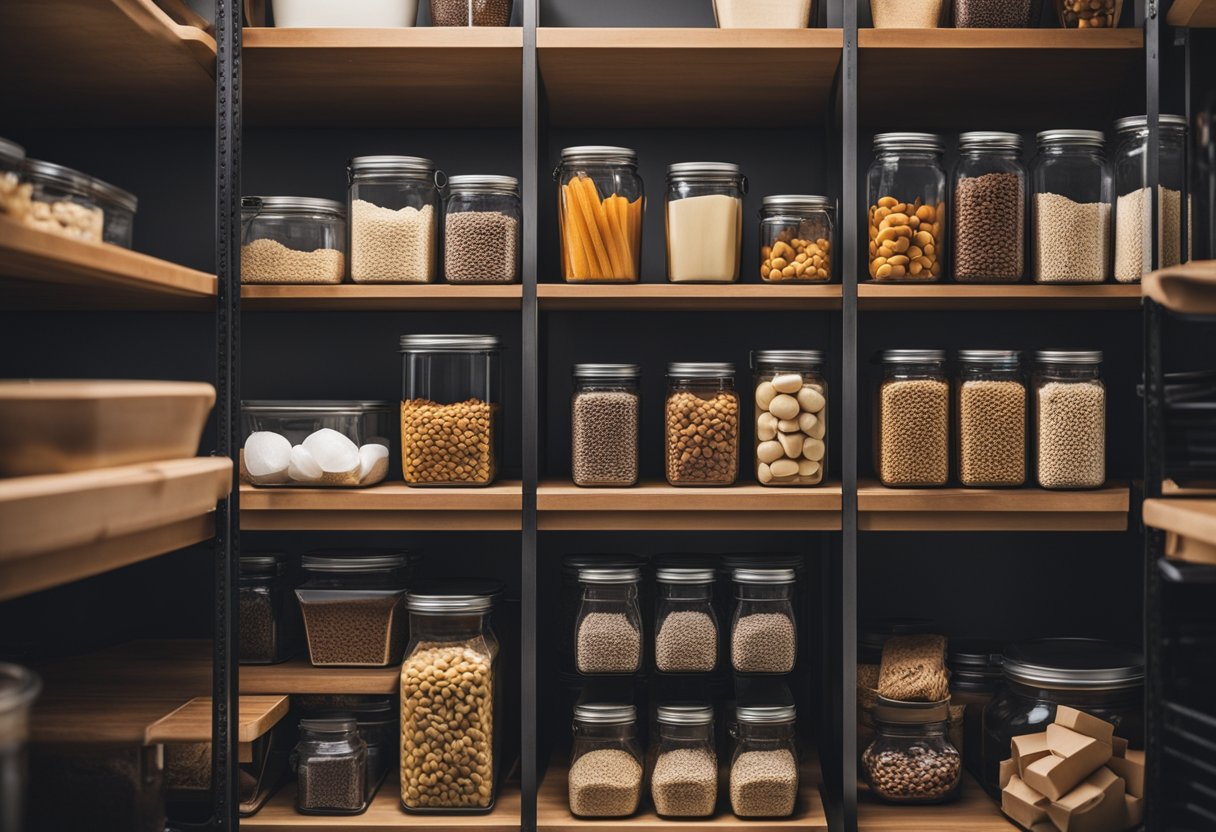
[[240, 401, 393, 488], [560, 555, 647, 675], [667, 162, 747, 283], [867, 133, 947, 282], [952, 132, 1026, 283], [429, 0, 513, 26], [443, 174, 520, 284], [981, 638, 1143, 797], [731, 568, 797, 674], [21, 159, 104, 243], [947, 640, 1003, 780], [1113, 115, 1189, 282], [575, 567, 643, 675], [0, 663, 40, 832], [665, 362, 740, 487], [753, 350, 827, 486], [347, 155, 443, 283], [1033, 350, 1105, 489], [759, 194, 833, 283], [556, 146, 643, 283], [729, 704, 798, 818], [876, 349, 949, 487], [1031, 130, 1110, 284], [1054, 0, 1121, 27], [240, 196, 346, 285], [239, 553, 298, 665], [655, 568, 719, 674], [956, 350, 1026, 487], [863, 698, 961, 805], [399, 334, 501, 487], [651, 703, 717, 818], [87, 175, 138, 248], [292, 717, 368, 815], [571, 364, 641, 488], [299, 696, 397, 804], [569, 703, 643, 818]]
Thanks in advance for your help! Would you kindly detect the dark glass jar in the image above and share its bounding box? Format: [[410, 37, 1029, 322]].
[[947, 640, 1004, 781], [239, 553, 297, 665], [292, 717, 368, 815], [298, 697, 396, 804], [864, 698, 961, 804]]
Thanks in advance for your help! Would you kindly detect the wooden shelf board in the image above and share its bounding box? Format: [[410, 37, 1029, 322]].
[[858, 480, 1129, 532], [538, 480, 842, 531], [537, 283, 842, 311], [859, 772, 1013, 831], [147, 695, 290, 744], [1142, 259, 1216, 316], [1144, 499, 1216, 565], [858, 282, 1142, 311], [240, 660, 401, 695], [537, 28, 842, 127], [241, 283, 522, 311], [1167, 0, 1216, 27], [243, 27, 523, 127]]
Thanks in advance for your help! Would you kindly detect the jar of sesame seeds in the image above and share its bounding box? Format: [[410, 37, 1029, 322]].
[[875, 350, 950, 487], [348, 155, 443, 283], [1033, 351, 1106, 490], [442, 175, 520, 284], [955, 350, 1026, 487], [575, 567, 643, 676]]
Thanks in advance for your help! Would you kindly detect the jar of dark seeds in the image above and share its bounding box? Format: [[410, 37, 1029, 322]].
[[239, 553, 298, 664], [569, 703, 643, 818], [571, 364, 640, 487], [655, 568, 718, 673], [729, 704, 799, 818], [300, 697, 397, 804], [430, 0, 513, 26], [292, 717, 368, 815], [443, 175, 520, 284], [955, 350, 1026, 487], [1033, 351, 1106, 490], [730, 568, 797, 675], [575, 567, 643, 675], [652, 704, 717, 818], [952, 132, 1026, 283], [862, 698, 961, 804]]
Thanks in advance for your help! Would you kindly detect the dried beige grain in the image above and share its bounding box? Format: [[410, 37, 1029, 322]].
[[878, 378, 949, 486], [351, 199, 435, 283], [240, 237, 344, 284], [958, 380, 1026, 486]]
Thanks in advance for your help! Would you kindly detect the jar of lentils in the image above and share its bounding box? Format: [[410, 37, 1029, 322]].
[[557, 146, 643, 283], [1033, 350, 1105, 490], [952, 132, 1026, 283], [863, 698, 961, 805], [347, 155, 442, 283], [866, 133, 946, 282], [753, 350, 827, 486], [729, 705, 799, 818], [956, 350, 1026, 488], [759, 195, 833, 282], [652, 704, 717, 818], [571, 364, 640, 487], [575, 567, 643, 675], [443, 175, 520, 284], [731, 568, 797, 675], [876, 350, 949, 488], [1031, 130, 1110, 284], [569, 703, 644, 818], [655, 568, 719, 674], [665, 363, 740, 487]]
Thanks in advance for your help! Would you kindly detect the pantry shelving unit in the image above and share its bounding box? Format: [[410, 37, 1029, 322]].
[[240, 284, 523, 311], [856, 283, 1142, 311], [536, 283, 843, 310]]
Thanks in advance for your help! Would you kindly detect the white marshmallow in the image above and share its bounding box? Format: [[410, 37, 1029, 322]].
[[243, 431, 291, 478], [302, 428, 360, 474], [358, 443, 390, 483], [288, 444, 323, 482]]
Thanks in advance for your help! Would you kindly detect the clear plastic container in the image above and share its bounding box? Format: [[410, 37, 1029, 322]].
[[296, 696, 398, 805], [753, 350, 827, 486], [652, 704, 717, 818], [952, 132, 1026, 283], [557, 146, 643, 283], [0, 664, 40, 832], [731, 568, 797, 674], [571, 364, 640, 487], [666, 162, 746, 283], [1033, 350, 1105, 489], [1113, 115, 1189, 282], [759, 195, 833, 283], [576, 567, 643, 675], [399, 334, 501, 486], [443, 175, 520, 284], [1055, 0, 1122, 27], [1031, 130, 1111, 284], [240, 401, 393, 488], [239, 553, 299, 665], [866, 134, 946, 281], [21, 159, 104, 243], [295, 551, 412, 667], [241, 196, 346, 285], [347, 155, 442, 283], [956, 350, 1026, 488], [713, 0, 812, 27], [863, 698, 961, 804], [729, 705, 798, 818], [87, 175, 137, 248], [0, 138, 30, 221], [292, 717, 368, 816], [560, 555, 647, 675], [876, 350, 949, 487], [569, 703, 643, 818], [655, 568, 718, 674], [954, 0, 1034, 26], [430, 0, 512, 25], [665, 362, 740, 487], [871, 0, 943, 27]]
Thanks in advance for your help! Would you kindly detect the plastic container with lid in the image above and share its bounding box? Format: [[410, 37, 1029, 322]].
[[571, 364, 640, 487], [731, 568, 797, 675], [753, 350, 827, 486], [655, 568, 718, 674], [1113, 114, 1189, 282], [576, 567, 643, 675], [759, 195, 833, 283], [569, 703, 643, 818], [952, 132, 1026, 283], [21, 159, 104, 243], [1031, 130, 1110, 284], [876, 349, 949, 487], [956, 350, 1026, 488], [239, 553, 299, 665], [292, 717, 368, 815], [1054, 0, 1121, 27], [443, 175, 520, 284], [85, 176, 137, 248], [651, 703, 717, 818], [299, 697, 396, 803], [666, 162, 747, 283], [665, 362, 740, 486], [0, 664, 40, 832], [240, 401, 393, 488], [240, 196, 346, 285], [867, 133, 947, 281], [1033, 350, 1105, 490], [347, 155, 442, 283], [863, 698, 961, 804], [269, 0, 420, 27], [729, 704, 798, 818], [429, 0, 512, 26], [557, 146, 643, 283]]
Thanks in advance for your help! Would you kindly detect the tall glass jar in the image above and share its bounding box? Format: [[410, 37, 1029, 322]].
[[292, 717, 368, 816], [866, 133, 946, 282], [730, 705, 798, 818], [759, 195, 833, 283], [87, 176, 138, 248], [429, 0, 513, 26], [956, 350, 1026, 488], [952, 132, 1026, 283], [347, 155, 442, 284], [240, 196, 346, 285], [443, 175, 520, 284], [1033, 350, 1105, 489], [876, 350, 949, 487], [863, 698, 961, 804], [556, 146, 643, 283], [0, 664, 40, 832], [1031, 130, 1110, 284], [21, 159, 104, 243], [569, 703, 643, 818], [665, 362, 740, 487], [731, 568, 797, 674], [667, 162, 746, 283], [400, 586, 499, 813], [296, 551, 412, 667], [571, 364, 640, 487], [575, 567, 643, 675], [239, 553, 298, 665], [1113, 115, 1189, 282], [655, 568, 718, 673], [652, 704, 717, 818], [560, 555, 647, 675], [753, 350, 827, 486], [399, 334, 500, 486]]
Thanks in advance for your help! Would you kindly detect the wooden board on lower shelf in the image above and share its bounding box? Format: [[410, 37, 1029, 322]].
[[241, 283, 522, 311], [858, 282, 1142, 311], [240, 659, 400, 695], [1143, 498, 1216, 565], [859, 772, 1014, 831], [537, 283, 842, 311]]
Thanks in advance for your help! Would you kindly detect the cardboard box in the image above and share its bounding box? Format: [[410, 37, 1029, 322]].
[[1124, 793, 1144, 826], [1107, 749, 1145, 798], [1000, 757, 1017, 790], [1002, 775, 1049, 828], [1045, 767, 1126, 832], [1023, 725, 1113, 801], [1013, 732, 1052, 778], [1112, 735, 1128, 758], [1054, 706, 1115, 745]]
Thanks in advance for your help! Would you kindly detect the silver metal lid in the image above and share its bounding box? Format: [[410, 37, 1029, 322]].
[[22, 159, 91, 193], [407, 585, 494, 614], [958, 131, 1023, 151], [574, 703, 636, 725], [240, 553, 287, 569], [398, 334, 499, 352], [242, 196, 345, 217], [881, 349, 947, 364], [667, 161, 743, 179], [300, 717, 358, 734], [349, 155, 436, 174], [0, 663, 41, 717], [667, 362, 735, 378], [447, 174, 519, 194], [573, 363, 640, 380], [302, 552, 409, 572], [873, 697, 951, 725], [762, 194, 833, 211], [736, 704, 796, 724], [578, 567, 641, 584], [1002, 639, 1143, 691], [656, 567, 716, 585], [1035, 350, 1103, 365], [242, 400, 393, 413], [733, 567, 796, 585], [0, 138, 24, 167], [752, 349, 824, 367], [560, 146, 637, 164], [1113, 115, 1188, 133], [657, 704, 714, 725], [88, 176, 138, 213], [873, 132, 945, 153], [1037, 129, 1106, 148], [958, 349, 1021, 363]]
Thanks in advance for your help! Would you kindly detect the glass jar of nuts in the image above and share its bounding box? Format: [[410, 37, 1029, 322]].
[[575, 567, 643, 675], [21, 159, 104, 243], [866, 133, 947, 282], [752, 350, 827, 486], [863, 698, 961, 805], [1032, 350, 1105, 490], [665, 362, 740, 487], [951, 132, 1027, 283], [876, 349, 950, 487], [729, 705, 799, 818], [569, 703, 644, 818], [955, 350, 1026, 488], [759, 195, 833, 283], [1054, 0, 1122, 27]]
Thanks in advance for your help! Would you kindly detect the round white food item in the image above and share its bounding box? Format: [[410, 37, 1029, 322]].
[[808, 416, 826, 440], [302, 428, 360, 473], [772, 373, 804, 394], [798, 459, 820, 477], [798, 386, 826, 413], [755, 381, 777, 409], [770, 459, 800, 478], [757, 440, 784, 464], [287, 444, 323, 482], [758, 462, 773, 484], [358, 443, 390, 483], [799, 412, 818, 433], [768, 393, 800, 420], [757, 412, 779, 441], [803, 438, 826, 461], [777, 418, 802, 433], [243, 431, 292, 478], [779, 431, 803, 459]]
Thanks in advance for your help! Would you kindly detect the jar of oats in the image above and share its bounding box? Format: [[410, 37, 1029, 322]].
[[729, 705, 799, 818], [1033, 350, 1106, 490], [876, 349, 949, 488], [575, 567, 643, 676], [752, 350, 827, 486], [571, 364, 640, 487], [665, 362, 740, 487], [569, 704, 643, 818], [955, 350, 1026, 487], [348, 155, 442, 283], [241, 196, 346, 285]]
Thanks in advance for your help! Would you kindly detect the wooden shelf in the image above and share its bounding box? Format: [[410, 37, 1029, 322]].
[[1167, 0, 1216, 27], [147, 695, 290, 744], [859, 772, 1013, 831], [241, 283, 522, 311], [240, 660, 401, 695], [538, 283, 842, 311], [239, 481, 523, 531], [537, 480, 842, 531], [858, 282, 1142, 311], [243, 27, 523, 127], [1144, 498, 1216, 565], [537, 28, 842, 127], [1142, 259, 1216, 316], [858, 480, 1130, 532]]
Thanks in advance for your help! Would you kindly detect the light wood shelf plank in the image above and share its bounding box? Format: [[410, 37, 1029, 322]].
[[241, 283, 522, 311], [859, 772, 1014, 831], [240, 660, 401, 695], [1167, 0, 1216, 27], [858, 282, 1142, 311], [1144, 498, 1216, 566], [1142, 259, 1216, 315], [147, 695, 290, 744], [538, 283, 841, 311]]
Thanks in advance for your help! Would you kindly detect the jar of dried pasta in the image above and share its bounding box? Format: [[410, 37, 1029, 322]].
[[556, 146, 643, 282]]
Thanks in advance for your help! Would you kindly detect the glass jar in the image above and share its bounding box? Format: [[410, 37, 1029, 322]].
[[867, 133, 946, 281], [21, 159, 104, 243], [1113, 115, 1189, 282], [759, 195, 833, 283], [429, 0, 513, 25], [863, 698, 961, 804], [655, 568, 718, 673], [731, 568, 797, 674], [295, 551, 412, 667], [952, 132, 1026, 283], [1055, 0, 1122, 27], [240, 401, 393, 488], [239, 553, 298, 665], [652, 704, 717, 818], [399, 334, 501, 486], [240, 196, 346, 285], [876, 350, 949, 487], [666, 162, 746, 283], [956, 350, 1026, 488], [0, 138, 30, 221], [954, 0, 1034, 26], [556, 146, 643, 283], [575, 567, 643, 675], [730, 705, 798, 818], [443, 175, 520, 284], [665, 362, 740, 487], [569, 703, 643, 818], [1031, 130, 1111, 284], [0, 664, 40, 832], [714, 0, 813, 26], [299, 697, 396, 803], [292, 717, 368, 815], [871, 0, 943, 26], [752, 350, 827, 486], [1033, 351, 1105, 490], [347, 155, 442, 283], [400, 586, 500, 813], [571, 364, 640, 487], [981, 638, 1144, 797], [948, 640, 1004, 780], [560, 555, 647, 675], [86, 176, 137, 248]]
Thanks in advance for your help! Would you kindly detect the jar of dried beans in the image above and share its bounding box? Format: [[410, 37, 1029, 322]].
[[557, 146, 643, 283], [665, 362, 740, 487], [292, 717, 369, 815], [655, 568, 718, 673], [753, 349, 827, 486], [241, 196, 346, 285], [348, 155, 442, 283], [239, 553, 299, 665], [443, 174, 520, 284], [399, 334, 500, 486], [863, 698, 961, 804], [876, 350, 949, 487], [1033, 350, 1105, 489], [569, 703, 643, 818], [952, 132, 1026, 283], [866, 133, 946, 282], [731, 568, 797, 674], [955, 350, 1026, 487], [729, 705, 798, 818], [429, 0, 513, 26], [1112, 115, 1189, 283], [666, 162, 747, 283], [1031, 130, 1110, 284], [1054, 0, 1122, 27], [571, 364, 640, 487], [652, 704, 717, 818], [575, 567, 643, 675], [759, 195, 833, 282]]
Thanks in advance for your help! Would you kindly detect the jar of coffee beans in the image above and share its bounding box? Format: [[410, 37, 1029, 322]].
[[571, 364, 640, 487], [430, 0, 513, 26], [239, 553, 298, 665], [955, 350, 1026, 487], [952, 132, 1026, 283], [866, 133, 947, 282], [863, 698, 961, 804], [569, 703, 644, 818], [665, 362, 740, 487], [655, 568, 718, 673], [1032, 351, 1106, 490], [575, 567, 643, 675], [292, 717, 369, 815], [729, 705, 799, 818], [652, 704, 717, 818], [730, 568, 797, 675], [876, 350, 949, 487], [443, 175, 520, 284], [752, 349, 827, 486]]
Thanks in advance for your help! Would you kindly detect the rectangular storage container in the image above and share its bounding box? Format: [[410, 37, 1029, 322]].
[[240, 401, 393, 488]]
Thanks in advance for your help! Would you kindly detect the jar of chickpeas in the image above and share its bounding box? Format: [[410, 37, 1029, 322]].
[[759, 195, 833, 283], [866, 133, 947, 282]]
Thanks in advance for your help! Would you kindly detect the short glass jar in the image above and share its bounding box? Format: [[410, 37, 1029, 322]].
[[666, 162, 746, 283], [876, 350, 949, 487], [239, 553, 298, 665], [569, 703, 643, 818], [1113, 115, 1189, 282], [571, 364, 640, 487], [759, 195, 833, 283], [753, 350, 827, 486], [240, 196, 346, 285], [443, 175, 520, 284], [298, 696, 396, 804], [295, 551, 412, 667], [1031, 130, 1110, 284], [665, 362, 740, 487], [240, 401, 393, 488], [0, 663, 40, 832], [956, 350, 1026, 488], [714, 0, 813, 27], [730, 705, 798, 818], [347, 155, 442, 283], [731, 568, 797, 674], [292, 717, 368, 816], [87, 176, 137, 248], [866, 133, 946, 282], [952, 132, 1026, 283], [1055, 0, 1122, 27], [652, 704, 717, 818], [655, 568, 718, 673], [575, 567, 643, 675], [1033, 350, 1105, 489], [560, 555, 647, 675], [557, 146, 643, 283], [429, 0, 513, 26], [863, 698, 961, 804], [21, 159, 104, 243], [954, 0, 1034, 26]]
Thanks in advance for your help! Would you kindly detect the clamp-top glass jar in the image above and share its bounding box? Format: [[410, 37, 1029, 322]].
[[863, 698, 961, 805], [348, 155, 442, 283], [759, 195, 833, 282], [665, 362, 740, 487], [239, 553, 298, 665], [87, 176, 138, 248], [666, 162, 746, 283], [443, 175, 520, 284], [956, 350, 1026, 488], [652, 704, 717, 818], [1033, 350, 1105, 489], [655, 568, 718, 673], [1113, 115, 1189, 282], [867, 133, 946, 282], [557, 146, 643, 283], [569, 704, 643, 818], [730, 705, 799, 818], [22, 159, 104, 243], [575, 567, 643, 675], [240, 196, 346, 285], [571, 364, 641, 487], [753, 350, 827, 486], [1031, 130, 1110, 284], [292, 717, 368, 816], [952, 132, 1026, 283], [731, 568, 797, 674], [876, 350, 950, 487]]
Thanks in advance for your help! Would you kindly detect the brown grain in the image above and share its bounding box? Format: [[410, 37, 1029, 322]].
[[400, 398, 495, 485], [665, 391, 740, 485], [957, 380, 1026, 486], [878, 378, 949, 486]]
